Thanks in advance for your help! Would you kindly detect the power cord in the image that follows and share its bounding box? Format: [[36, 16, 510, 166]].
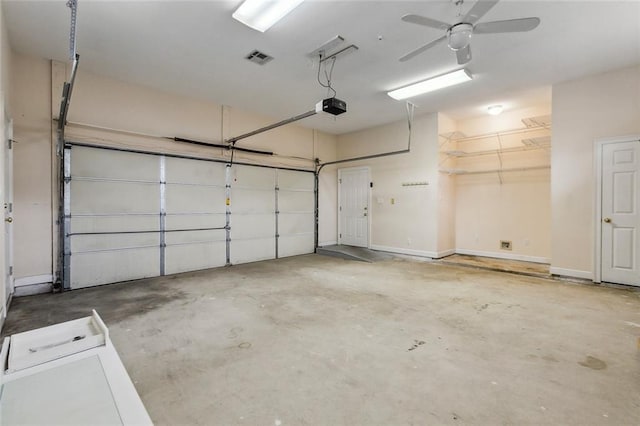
[[316, 53, 337, 98]]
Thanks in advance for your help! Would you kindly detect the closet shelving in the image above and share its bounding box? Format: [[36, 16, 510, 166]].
[[439, 115, 551, 180]]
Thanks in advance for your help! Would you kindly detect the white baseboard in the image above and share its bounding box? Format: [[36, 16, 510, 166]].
[[370, 245, 453, 259], [436, 249, 456, 258], [14, 282, 52, 297], [455, 249, 550, 264], [318, 241, 337, 247], [549, 267, 593, 281], [14, 274, 53, 288]]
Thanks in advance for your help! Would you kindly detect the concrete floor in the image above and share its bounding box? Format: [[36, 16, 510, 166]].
[[3, 254, 640, 425]]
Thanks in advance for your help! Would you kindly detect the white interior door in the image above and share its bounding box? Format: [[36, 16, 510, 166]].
[[601, 140, 640, 286], [338, 167, 369, 247], [4, 114, 13, 305]]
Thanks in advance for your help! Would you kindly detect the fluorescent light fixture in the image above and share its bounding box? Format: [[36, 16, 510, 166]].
[[387, 69, 473, 100], [232, 0, 305, 32], [487, 105, 503, 115]]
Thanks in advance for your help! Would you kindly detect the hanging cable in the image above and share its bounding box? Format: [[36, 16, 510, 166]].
[[316, 53, 337, 98]]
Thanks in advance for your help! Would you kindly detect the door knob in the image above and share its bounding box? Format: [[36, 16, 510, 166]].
[[5, 217, 12, 223], [603, 217, 611, 223]]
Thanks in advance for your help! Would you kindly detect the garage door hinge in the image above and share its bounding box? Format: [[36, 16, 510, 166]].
[[339, 179, 342, 184], [9, 266, 12, 275], [339, 233, 342, 238], [339, 206, 342, 211]]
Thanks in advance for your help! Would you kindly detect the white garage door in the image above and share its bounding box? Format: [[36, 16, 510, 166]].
[[64, 144, 315, 289]]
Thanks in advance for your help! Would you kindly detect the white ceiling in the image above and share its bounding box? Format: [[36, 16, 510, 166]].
[[4, 1, 640, 135]]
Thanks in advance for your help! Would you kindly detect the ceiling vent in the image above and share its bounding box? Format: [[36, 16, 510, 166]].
[[245, 50, 273, 65]]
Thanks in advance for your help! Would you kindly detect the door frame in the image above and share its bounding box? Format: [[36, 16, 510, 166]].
[[337, 166, 371, 248], [594, 134, 640, 283]]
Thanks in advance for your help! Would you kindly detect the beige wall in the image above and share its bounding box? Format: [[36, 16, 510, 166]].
[[0, 2, 11, 318], [452, 106, 552, 262], [336, 112, 446, 257], [334, 105, 551, 261], [11, 53, 52, 282], [551, 65, 640, 278], [9, 46, 640, 286], [10, 54, 338, 287], [437, 113, 457, 254]]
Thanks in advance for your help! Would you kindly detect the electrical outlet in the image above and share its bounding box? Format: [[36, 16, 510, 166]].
[[500, 240, 512, 251], [390, 198, 395, 205]]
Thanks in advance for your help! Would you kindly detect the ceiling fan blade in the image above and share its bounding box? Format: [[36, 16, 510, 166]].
[[399, 35, 447, 62], [401, 14, 451, 31], [474, 17, 541, 34], [456, 45, 472, 65], [463, 0, 499, 24]]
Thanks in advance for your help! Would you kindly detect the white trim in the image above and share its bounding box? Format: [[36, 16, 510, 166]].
[[14, 283, 52, 297], [549, 267, 594, 281], [455, 249, 550, 264], [371, 245, 438, 259], [14, 274, 53, 288], [436, 248, 456, 258], [318, 240, 337, 247], [594, 138, 603, 283]]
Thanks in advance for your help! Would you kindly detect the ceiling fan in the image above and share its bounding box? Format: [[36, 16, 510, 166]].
[[399, 0, 540, 65]]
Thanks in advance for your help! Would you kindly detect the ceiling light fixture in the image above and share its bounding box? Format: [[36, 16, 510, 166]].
[[487, 105, 503, 115], [387, 69, 473, 100], [232, 0, 305, 32]]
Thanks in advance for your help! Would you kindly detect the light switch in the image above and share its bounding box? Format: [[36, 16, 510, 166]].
[[391, 198, 395, 205]]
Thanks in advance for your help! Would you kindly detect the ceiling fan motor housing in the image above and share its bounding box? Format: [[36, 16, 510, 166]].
[[448, 23, 473, 50]]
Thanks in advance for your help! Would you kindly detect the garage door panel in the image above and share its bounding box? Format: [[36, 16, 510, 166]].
[[165, 157, 226, 184], [279, 191, 314, 212], [165, 229, 225, 245], [279, 213, 314, 235], [231, 238, 275, 265], [231, 165, 275, 189], [165, 184, 226, 214], [71, 248, 160, 289], [231, 214, 275, 240], [71, 181, 159, 215], [165, 214, 226, 230], [165, 242, 226, 275], [71, 233, 160, 253], [231, 189, 275, 213], [72, 146, 159, 181], [279, 234, 314, 258], [278, 170, 314, 190], [70, 215, 158, 234]]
